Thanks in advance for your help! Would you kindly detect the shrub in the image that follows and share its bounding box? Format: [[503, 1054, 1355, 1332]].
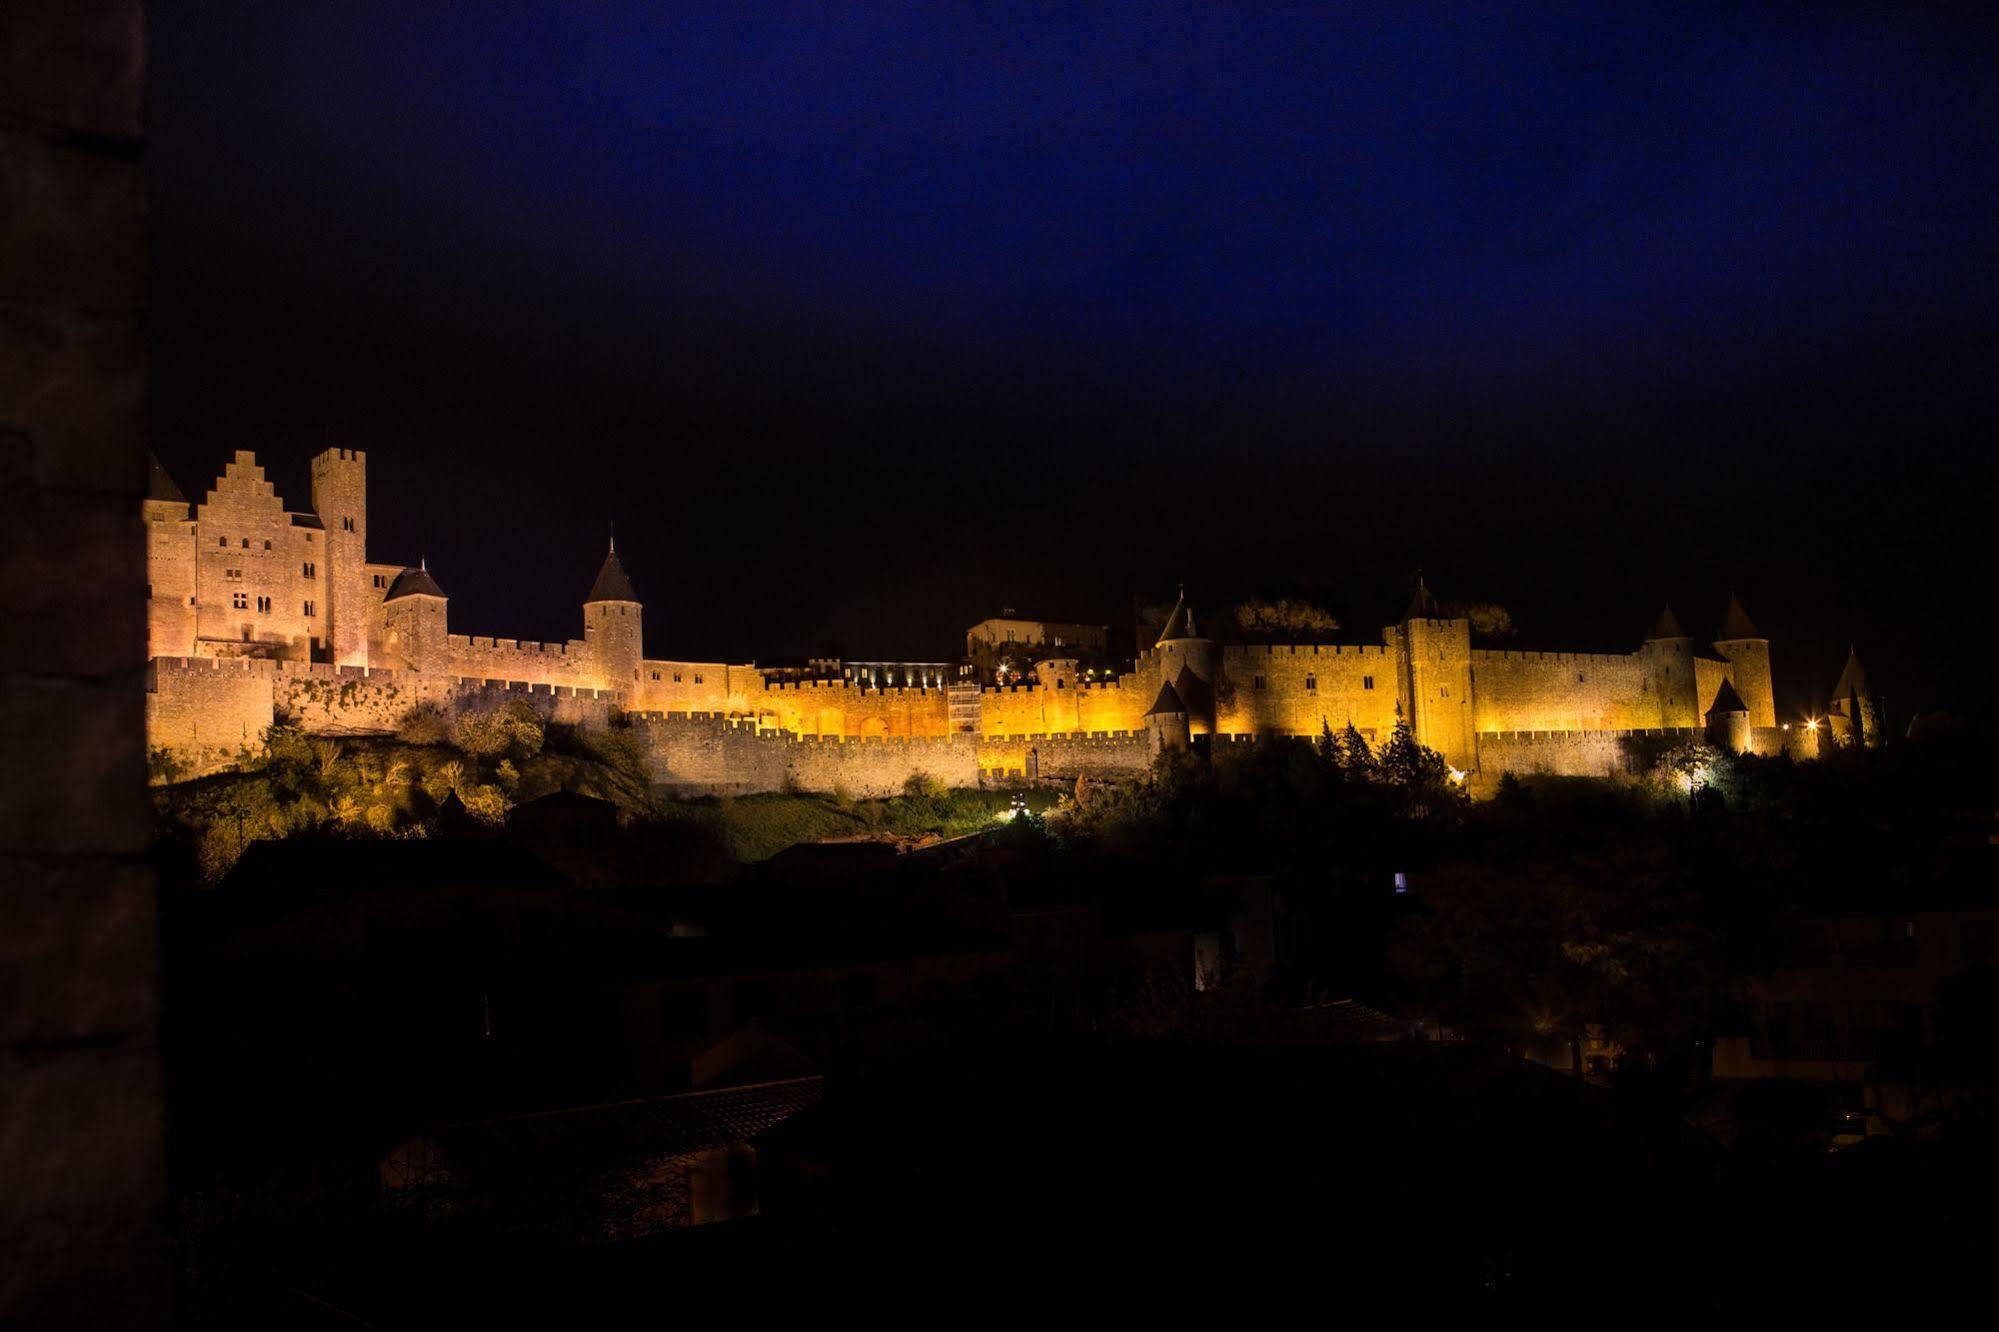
[[396, 704, 450, 746]]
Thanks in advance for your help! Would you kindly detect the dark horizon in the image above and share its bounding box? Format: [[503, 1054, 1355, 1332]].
[[148, 4, 1999, 717]]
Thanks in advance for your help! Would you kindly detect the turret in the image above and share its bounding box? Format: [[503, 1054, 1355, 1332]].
[[1828, 647, 1880, 748], [1711, 592, 1775, 728], [1149, 586, 1216, 734], [1390, 574, 1474, 773], [1143, 679, 1191, 754], [1704, 678, 1752, 755], [1640, 605, 1699, 728], [380, 561, 448, 672], [310, 448, 369, 666], [583, 539, 643, 694]]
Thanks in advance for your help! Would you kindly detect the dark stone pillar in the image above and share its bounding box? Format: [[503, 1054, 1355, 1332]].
[[0, 1, 163, 1325]]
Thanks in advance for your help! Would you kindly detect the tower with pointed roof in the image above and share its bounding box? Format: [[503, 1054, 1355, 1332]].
[[1711, 591, 1775, 728], [582, 538, 644, 694], [1828, 646, 1880, 747], [1704, 676, 1752, 754], [142, 452, 198, 656], [1143, 678, 1191, 754], [1390, 573, 1475, 772], [381, 560, 449, 672], [1147, 585, 1217, 735], [1640, 604, 1700, 728]]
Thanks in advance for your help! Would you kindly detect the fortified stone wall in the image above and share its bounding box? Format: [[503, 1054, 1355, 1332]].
[[1472, 726, 1701, 781], [634, 713, 979, 796], [1469, 649, 1654, 732], [1216, 643, 1399, 738], [446, 633, 591, 687], [976, 730, 1154, 780], [750, 677, 952, 739], [145, 658, 276, 776]]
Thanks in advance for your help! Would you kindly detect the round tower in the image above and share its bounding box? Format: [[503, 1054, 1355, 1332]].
[[1711, 592, 1775, 729], [583, 539, 643, 695], [1143, 678, 1191, 754], [381, 561, 448, 673], [1704, 677, 1752, 755], [1640, 605, 1700, 728], [1149, 586, 1216, 734]]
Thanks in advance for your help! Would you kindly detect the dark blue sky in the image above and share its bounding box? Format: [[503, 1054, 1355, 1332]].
[[151, 4, 1999, 713]]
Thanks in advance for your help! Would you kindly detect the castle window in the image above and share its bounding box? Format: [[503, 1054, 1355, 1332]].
[[1305, 674, 1317, 691], [1056, 679, 1066, 689], [1439, 685, 1450, 698], [673, 672, 682, 683], [224, 567, 241, 582], [241, 538, 249, 549], [1363, 675, 1374, 690], [231, 592, 248, 610], [373, 574, 387, 589], [650, 671, 660, 681], [263, 540, 272, 550], [217, 536, 227, 547], [1578, 672, 1585, 683], [303, 600, 315, 618], [341, 517, 355, 532], [302, 562, 315, 578], [1253, 675, 1266, 691], [256, 596, 271, 614], [695, 674, 703, 685]]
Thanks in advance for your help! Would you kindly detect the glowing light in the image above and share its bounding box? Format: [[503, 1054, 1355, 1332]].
[[1446, 766, 1467, 785], [1804, 718, 1820, 733]]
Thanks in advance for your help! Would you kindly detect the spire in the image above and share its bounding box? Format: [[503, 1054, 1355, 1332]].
[[1705, 678, 1748, 717], [1155, 585, 1198, 645], [1716, 591, 1761, 641], [1403, 572, 1441, 622], [1646, 605, 1688, 641], [1833, 646, 1868, 699], [585, 540, 639, 604], [1143, 680, 1188, 717], [146, 451, 186, 504]]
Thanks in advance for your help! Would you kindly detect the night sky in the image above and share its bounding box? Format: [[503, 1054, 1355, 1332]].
[[149, 4, 1998, 717]]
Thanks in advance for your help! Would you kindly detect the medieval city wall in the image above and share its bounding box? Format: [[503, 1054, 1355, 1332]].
[[749, 677, 953, 739], [145, 657, 276, 776], [446, 633, 592, 687], [1473, 726, 1701, 781], [1215, 643, 1400, 738], [146, 657, 626, 778], [1468, 648, 1656, 733], [975, 729, 1155, 780], [633, 712, 979, 796]]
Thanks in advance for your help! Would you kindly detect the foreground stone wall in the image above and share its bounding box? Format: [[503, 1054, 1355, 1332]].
[[0, 1, 164, 1323]]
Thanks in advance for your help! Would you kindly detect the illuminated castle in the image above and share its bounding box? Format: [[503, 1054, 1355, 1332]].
[[144, 450, 1864, 790]]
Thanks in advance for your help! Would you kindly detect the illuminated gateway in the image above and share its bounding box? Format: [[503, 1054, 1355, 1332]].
[[144, 450, 1871, 791]]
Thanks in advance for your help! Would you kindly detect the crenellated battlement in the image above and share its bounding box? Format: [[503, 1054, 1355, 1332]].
[[1471, 648, 1638, 665], [1227, 643, 1391, 658]]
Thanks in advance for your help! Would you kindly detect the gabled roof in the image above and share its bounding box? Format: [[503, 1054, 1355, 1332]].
[[1143, 680, 1187, 717], [1645, 605, 1688, 640], [585, 541, 639, 604], [1715, 592, 1761, 641], [1706, 678, 1748, 717], [1155, 586, 1199, 645], [383, 562, 446, 601], [1833, 647, 1869, 699], [146, 452, 186, 504]]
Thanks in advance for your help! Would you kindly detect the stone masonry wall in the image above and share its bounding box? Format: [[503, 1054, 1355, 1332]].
[[0, 1, 165, 1322]]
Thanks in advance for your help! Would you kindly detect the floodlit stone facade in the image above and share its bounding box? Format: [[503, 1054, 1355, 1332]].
[[145, 451, 1863, 791]]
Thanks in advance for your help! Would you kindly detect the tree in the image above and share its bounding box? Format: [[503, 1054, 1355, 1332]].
[[1233, 597, 1340, 641], [1443, 601, 1516, 640]]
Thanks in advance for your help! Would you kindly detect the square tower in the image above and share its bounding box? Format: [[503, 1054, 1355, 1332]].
[[310, 449, 369, 666]]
